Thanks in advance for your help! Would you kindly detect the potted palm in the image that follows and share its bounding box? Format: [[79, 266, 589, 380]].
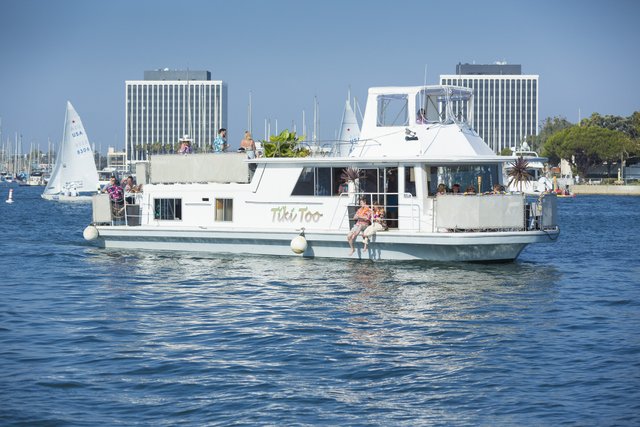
[[341, 166, 362, 196], [507, 156, 531, 192]]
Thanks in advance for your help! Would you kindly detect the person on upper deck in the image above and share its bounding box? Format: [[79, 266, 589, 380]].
[[347, 196, 371, 256], [213, 128, 228, 153], [464, 185, 476, 195], [436, 183, 447, 195], [178, 135, 193, 154], [240, 131, 256, 159], [452, 183, 461, 194]]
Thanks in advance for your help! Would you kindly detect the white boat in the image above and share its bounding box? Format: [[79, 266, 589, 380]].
[[334, 94, 361, 156], [42, 102, 100, 202], [26, 171, 46, 186], [84, 85, 559, 262], [505, 143, 552, 194]]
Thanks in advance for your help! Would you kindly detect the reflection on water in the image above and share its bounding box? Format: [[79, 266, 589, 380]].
[[1, 189, 639, 425]]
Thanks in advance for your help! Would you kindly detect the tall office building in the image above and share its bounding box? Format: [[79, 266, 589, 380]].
[[125, 69, 227, 162], [440, 63, 538, 153]]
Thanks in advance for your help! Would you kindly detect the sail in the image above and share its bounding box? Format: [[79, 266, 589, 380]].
[[43, 102, 99, 196], [337, 99, 360, 157]]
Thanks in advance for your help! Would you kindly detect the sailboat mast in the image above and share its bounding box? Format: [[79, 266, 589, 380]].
[[248, 91, 252, 134]]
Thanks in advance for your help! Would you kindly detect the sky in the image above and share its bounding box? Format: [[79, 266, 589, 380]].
[[0, 0, 638, 154]]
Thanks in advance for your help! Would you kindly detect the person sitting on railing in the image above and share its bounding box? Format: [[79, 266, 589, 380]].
[[347, 196, 371, 256], [363, 201, 387, 251]]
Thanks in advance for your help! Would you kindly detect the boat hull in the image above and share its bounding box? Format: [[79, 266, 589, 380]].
[[92, 226, 559, 262]]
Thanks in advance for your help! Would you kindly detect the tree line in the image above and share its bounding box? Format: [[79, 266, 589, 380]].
[[525, 112, 640, 178]]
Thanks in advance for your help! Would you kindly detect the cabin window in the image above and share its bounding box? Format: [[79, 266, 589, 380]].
[[154, 198, 182, 220], [416, 92, 443, 123], [376, 94, 408, 127], [404, 167, 417, 196], [428, 164, 499, 195], [215, 198, 233, 221], [292, 167, 337, 196]]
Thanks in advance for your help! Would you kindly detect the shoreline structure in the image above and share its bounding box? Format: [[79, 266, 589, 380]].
[[571, 184, 640, 196]]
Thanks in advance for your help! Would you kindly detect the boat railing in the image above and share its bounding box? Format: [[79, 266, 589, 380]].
[[335, 191, 422, 231], [91, 193, 145, 226], [432, 192, 558, 233]]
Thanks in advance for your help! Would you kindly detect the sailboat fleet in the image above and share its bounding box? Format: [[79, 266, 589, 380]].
[[82, 84, 559, 262]]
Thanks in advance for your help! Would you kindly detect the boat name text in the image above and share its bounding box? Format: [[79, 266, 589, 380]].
[[271, 206, 323, 223]]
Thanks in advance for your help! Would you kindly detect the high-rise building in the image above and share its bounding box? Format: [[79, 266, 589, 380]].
[[440, 63, 538, 153], [125, 69, 227, 162]]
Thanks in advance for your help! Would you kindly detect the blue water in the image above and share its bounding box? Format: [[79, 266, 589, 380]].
[[1, 185, 639, 426]]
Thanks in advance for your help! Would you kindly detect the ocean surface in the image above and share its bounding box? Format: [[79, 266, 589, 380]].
[[1, 184, 639, 426]]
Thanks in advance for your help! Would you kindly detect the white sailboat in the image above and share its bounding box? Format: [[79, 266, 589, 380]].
[[335, 93, 361, 157], [42, 102, 99, 202]]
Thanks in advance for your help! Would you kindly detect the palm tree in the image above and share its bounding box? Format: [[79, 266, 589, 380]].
[[507, 156, 531, 192]]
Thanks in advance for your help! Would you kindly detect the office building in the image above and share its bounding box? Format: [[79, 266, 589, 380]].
[[125, 69, 227, 162], [440, 63, 538, 153]]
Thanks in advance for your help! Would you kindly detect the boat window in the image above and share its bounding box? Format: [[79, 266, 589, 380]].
[[154, 198, 182, 220], [428, 164, 499, 195], [416, 92, 443, 123], [376, 94, 408, 127], [417, 89, 471, 125], [292, 167, 337, 196], [404, 167, 416, 196], [292, 167, 314, 195], [215, 198, 233, 222]]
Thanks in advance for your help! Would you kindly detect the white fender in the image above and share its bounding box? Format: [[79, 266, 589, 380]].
[[290, 235, 307, 254], [83, 225, 99, 241]]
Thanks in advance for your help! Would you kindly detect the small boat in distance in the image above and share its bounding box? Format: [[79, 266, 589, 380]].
[[42, 102, 99, 202]]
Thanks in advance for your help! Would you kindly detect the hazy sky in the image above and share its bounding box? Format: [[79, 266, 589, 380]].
[[1, 0, 638, 154]]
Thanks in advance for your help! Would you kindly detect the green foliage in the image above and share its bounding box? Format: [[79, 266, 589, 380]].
[[580, 112, 639, 139], [527, 116, 573, 153], [499, 147, 513, 156], [543, 126, 635, 177], [261, 129, 309, 158]]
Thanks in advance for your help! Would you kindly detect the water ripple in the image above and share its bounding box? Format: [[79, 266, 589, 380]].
[[0, 188, 639, 425]]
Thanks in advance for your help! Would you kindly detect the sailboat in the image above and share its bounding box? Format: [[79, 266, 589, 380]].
[[335, 92, 361, 157], [42, 101, 99, 202]]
